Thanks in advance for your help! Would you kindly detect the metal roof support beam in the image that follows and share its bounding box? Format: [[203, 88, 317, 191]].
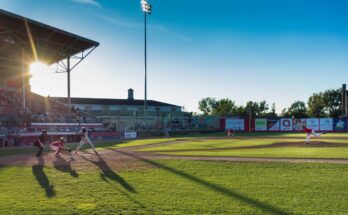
[[55, 46, 97, 73], [22, 48, 26, 109], [69, 46, 97, 71], [67, 56, 71, 110]]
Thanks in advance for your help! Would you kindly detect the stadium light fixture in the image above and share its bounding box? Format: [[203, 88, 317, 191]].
[[141, 0, 152, 130], [141, 0, 152, 13]]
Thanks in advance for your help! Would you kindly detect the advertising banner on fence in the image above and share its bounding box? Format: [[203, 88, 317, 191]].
[[267, 119, 280, 131], [280, 118, 293, 131], [333, 118, 347, 131], [306, 118, 319, 130], [225, 118, 245, 131], [293, 118, 306, 131], [124, 131, 137, 139], [319, 118, 333, 131], [255, 119, 267, 131]]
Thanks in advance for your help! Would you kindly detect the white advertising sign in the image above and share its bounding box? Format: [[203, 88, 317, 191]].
[[293, 118, 306, 131], [268, 119, 280, 131], [306, 118, 319, 131], [255, 119, 267, 131], [124, 131, 137, 139], [225, 118, 244, 131], [319, 118, 333, 131], [280, 118, 293, 131]]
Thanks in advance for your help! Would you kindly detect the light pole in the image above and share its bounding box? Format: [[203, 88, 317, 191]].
[[141, 0, 152, 130]]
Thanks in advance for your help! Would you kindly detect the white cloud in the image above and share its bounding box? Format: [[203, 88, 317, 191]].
[[71, 0, 101, 8]]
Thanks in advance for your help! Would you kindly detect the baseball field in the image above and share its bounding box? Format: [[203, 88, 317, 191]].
[[0, 132, 347, 214]]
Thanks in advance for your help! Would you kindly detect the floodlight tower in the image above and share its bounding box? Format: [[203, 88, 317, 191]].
[[141, 0, 152, 130]]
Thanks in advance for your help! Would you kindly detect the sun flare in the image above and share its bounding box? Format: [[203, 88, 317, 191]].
[[29, 61, 49, 77], [29, 61, 65, 96]]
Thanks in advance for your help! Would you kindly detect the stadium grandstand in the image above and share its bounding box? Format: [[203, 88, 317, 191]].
[[55, 88, 193, 131], [0, 9, 209, 147], [0, 9, 103, 146]]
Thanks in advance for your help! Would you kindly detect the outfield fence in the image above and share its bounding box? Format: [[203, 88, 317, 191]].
[[221, 117, 348, 132]]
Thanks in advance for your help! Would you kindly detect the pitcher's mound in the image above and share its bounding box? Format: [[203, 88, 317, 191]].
[[271, 141, 346, 148]]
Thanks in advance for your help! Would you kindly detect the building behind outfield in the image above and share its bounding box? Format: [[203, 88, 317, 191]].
[[55, 89, 192, 131]]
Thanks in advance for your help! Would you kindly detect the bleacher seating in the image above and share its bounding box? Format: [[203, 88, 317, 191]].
[[30, 93, 79, 123], [0, 89, 21, 115], [29, 93, 101, 124], [0, 89, 103, 137]]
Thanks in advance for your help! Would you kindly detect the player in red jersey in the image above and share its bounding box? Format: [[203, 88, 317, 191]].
[[51, 137, 72, 158], [302, 125, 325, 144]]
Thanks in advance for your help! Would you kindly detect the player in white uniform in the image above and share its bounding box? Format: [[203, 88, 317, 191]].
[[75, 127, 98, 155]]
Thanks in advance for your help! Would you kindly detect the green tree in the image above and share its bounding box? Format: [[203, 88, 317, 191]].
[[241, 101, 271, 117], [323, 89, 341, 117], [263, 102, 277, 117], [235, 105, 247, 117], [284, 101, 308, 118], [198, 97, 217, 115], [271, 103, 276, 115], [257, 100, 269, 117], [245, 101, 259, 117], [307, 93, 326, 117], [212, 98, 236, 117]]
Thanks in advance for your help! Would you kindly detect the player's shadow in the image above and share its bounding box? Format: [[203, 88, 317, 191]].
[[32, 156, 56, 198], [81, 154, 136, 193], [113, 149, 289, 215], [53, 156, 78, 177]]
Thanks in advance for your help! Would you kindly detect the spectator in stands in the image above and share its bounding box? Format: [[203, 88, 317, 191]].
[[14, 134, 20, 147], [7, 132, 14, 147], [3, 136, 9, 147]]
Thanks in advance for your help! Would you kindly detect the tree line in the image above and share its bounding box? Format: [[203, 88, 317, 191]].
[[198, 88, 342, 118]]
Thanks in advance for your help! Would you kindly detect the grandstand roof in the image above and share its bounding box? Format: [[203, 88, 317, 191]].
[[0, 9, 99, 71], [55, 97, 181, 108]]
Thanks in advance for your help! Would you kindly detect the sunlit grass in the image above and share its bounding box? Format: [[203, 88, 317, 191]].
[[160, 147, 348, 159], [142, 136, 348, 152], [0, 160, 347, 214]]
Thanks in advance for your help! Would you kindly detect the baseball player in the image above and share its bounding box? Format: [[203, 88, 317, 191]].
[[302, 125, 325, 144], [75, 127, 97, 155], [33, 130, 47, 157], [227, 128, 234, 137], [51, 137, 72, 158], [163, 127, 170, 138]]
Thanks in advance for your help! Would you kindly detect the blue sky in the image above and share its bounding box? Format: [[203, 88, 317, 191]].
[[1, 0, 348, 113]]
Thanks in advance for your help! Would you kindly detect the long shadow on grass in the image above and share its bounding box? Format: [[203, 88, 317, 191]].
[[53, 157, 78, 177], [113, 149, 289, 215], [80, 154, 145, 208], [32, 156, 56, 198], [81, 154, 136, 193]]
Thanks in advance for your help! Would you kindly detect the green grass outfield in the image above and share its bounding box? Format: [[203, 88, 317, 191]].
[[142, 133, 348, 159], [1, 133, 348, 214], [161, 147, 348, 159], [1, 160, 347, 214]]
